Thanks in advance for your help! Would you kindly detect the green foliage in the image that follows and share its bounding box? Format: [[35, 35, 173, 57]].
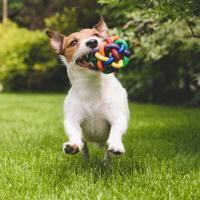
[[0, 1, 100, 92], [99, 0, 200, 20], [98, 0, 121, 5], [0, 21, 68, 91], [5, 0, 99, 30], [44, 7, 77, 34], [1, 0, 200, 105], [0, 21, 46, 77], [114, 11, 200, 105]]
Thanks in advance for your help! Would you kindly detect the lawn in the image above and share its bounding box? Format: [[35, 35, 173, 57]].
[[0, 93, 200, 200]]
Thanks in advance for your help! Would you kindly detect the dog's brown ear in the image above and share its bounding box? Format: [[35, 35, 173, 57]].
[[45, 30, 64, 54], [94, 16, 109, 38]]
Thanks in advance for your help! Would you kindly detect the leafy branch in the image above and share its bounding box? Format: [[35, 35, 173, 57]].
[[186, 20, 200, 38]]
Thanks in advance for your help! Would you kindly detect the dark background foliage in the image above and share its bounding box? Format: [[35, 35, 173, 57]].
[[0, 0, 199, 106]]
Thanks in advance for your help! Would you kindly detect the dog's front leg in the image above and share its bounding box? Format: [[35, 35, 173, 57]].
[[63, 118, 84, 155], [106, 115, 128, 156]]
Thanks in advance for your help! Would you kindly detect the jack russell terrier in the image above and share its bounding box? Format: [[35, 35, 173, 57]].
[[46, 17, 129, 161]]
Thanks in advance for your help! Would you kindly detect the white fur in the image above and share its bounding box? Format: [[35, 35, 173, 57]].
[[61, 37, 129, 159]]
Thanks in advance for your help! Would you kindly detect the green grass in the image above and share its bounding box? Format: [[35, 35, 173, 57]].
[[0, 93, 200, 200]]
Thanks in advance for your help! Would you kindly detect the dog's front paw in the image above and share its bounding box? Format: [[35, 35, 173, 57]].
[[107, 140, 125, 155], [63, 142, 83, 155]]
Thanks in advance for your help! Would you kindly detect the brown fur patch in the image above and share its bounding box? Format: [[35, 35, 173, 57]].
[[62, 28, 100, 63]]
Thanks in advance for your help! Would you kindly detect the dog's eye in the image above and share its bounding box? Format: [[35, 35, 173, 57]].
[[93, 33, 100, 37], [69, 40, 77, 47]]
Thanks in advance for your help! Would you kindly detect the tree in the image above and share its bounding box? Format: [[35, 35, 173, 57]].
[[99, 0, 200, 38], [98, 0, 200, 19], [2, 0, 8, 23]]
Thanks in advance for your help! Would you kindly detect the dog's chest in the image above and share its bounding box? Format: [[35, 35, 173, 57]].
[[81, 102, 110, 143]]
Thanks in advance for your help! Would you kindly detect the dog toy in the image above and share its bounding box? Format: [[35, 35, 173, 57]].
[[87, 35, 131, 74]]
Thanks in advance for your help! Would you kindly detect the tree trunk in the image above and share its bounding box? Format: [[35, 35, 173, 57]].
[[2, 0, 8, 23]]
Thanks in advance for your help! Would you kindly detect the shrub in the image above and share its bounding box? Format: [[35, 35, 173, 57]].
[[0, 21, 68, 91], [113, 12, 200, 106], [44, 7, 77, 34]]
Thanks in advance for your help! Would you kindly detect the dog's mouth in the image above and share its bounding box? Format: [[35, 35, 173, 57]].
[[75, 54, 94, 69]]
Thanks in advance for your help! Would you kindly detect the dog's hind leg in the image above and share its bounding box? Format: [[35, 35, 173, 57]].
[[103, 149, 112, 163], [81, 141, 89, 161]]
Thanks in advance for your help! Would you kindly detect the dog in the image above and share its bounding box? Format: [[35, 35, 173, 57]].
[[46, 17, 129, 161]]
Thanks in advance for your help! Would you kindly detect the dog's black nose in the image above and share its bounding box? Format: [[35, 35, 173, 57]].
[[86, 39, 98, 49]]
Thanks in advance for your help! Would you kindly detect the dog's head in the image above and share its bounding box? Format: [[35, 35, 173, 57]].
[[46, 17, 108, 71]]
